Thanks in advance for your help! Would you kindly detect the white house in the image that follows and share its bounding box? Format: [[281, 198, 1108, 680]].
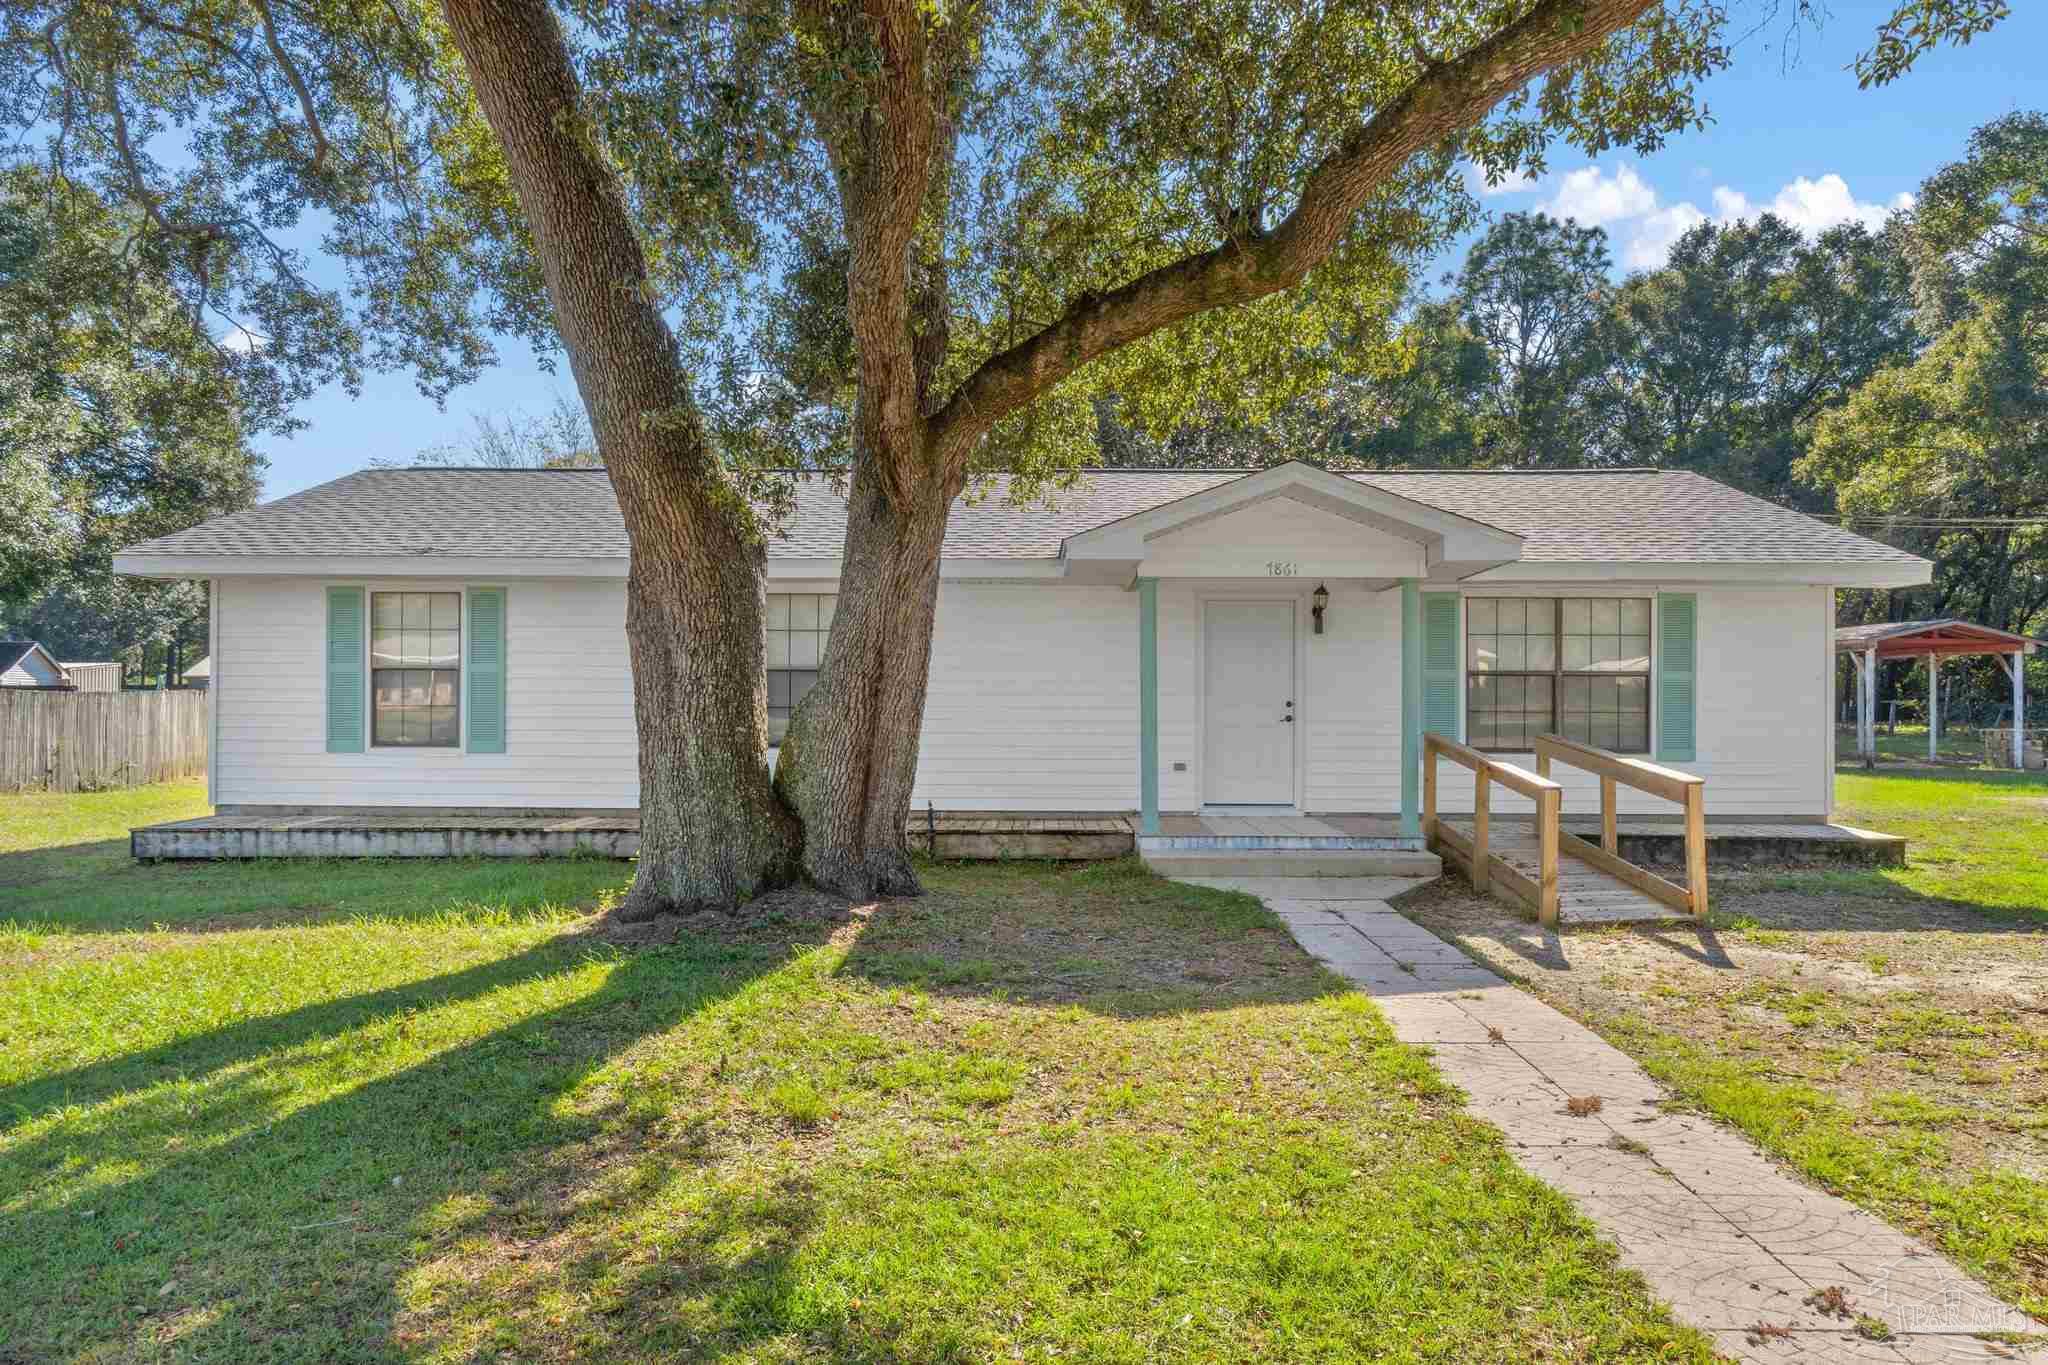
[[0, 640, 72, 689], [115, 461, 1930, 839]]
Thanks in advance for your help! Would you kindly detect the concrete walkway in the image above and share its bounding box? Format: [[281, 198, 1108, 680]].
[[1179, 876, 2042, 1364]]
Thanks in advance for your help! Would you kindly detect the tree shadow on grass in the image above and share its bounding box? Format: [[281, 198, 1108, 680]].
[[0, 903, 859, 1363], [831, 857, 1342, 1019], [2, 933, 604, 1132], [1401, 867, 2043, 987], [1704, 868, 2048, 936], [0, 835, 133, 891], [1391, 877, 1742, 975], [2, 861, 1385, 1361], [0, 852, 632, 934]]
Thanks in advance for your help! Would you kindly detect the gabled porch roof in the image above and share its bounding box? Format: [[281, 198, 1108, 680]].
[[1057, 460, 1525, 585], [1834, 618, 2043, 659]]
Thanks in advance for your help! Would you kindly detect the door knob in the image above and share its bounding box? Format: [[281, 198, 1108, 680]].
[[1280, 714, 1294, 723]]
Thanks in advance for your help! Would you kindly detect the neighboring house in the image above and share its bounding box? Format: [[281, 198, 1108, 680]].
[[0, 640, 72, 689], [181, 655, 211, 690], [60, 661, 122, 692], [114, 461, 1931, 831]]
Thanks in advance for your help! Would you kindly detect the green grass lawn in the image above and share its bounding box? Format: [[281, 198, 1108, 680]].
[[1, 780, 631, 935], [0, 784, 1709, 1362], [1829, 766, 2048, 914]]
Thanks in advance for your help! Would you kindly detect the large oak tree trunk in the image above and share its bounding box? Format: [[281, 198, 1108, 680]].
[[621, 520, 800, 917], [774, 455, 953, 898], [442, 0, 798, 916]]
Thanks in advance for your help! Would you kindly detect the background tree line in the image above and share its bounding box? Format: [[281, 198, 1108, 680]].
[[1102, 111, 2048, 726], [0, 167, 267, 682]]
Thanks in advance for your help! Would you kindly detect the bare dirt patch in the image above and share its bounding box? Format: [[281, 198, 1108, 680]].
[[598, 882, 872, 949]]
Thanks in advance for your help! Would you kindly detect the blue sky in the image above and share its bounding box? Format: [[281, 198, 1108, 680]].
[[251, 0, 2047, 498]]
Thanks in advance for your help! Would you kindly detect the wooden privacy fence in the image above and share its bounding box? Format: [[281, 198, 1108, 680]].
[[0, 689, 208, 792]]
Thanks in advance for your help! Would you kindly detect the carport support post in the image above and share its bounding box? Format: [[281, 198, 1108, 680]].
[[2017, 651, 2028, 769], [1400, 578, 1422, 838], [1860, 646, 1877, 768], [1928, 653, 1940, 760], [1138, 576, 1160, 835]]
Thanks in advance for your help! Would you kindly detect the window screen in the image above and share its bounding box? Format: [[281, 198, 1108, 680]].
[[767, 592, 836, 745], [371, 591, 461, 747], [1466, 597, 1651, 753]]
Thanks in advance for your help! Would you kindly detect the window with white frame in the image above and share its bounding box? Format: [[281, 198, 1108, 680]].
[[371, 591, 461, 746], [1466, 597, 1651, 753], [767, 592, 836, 744]]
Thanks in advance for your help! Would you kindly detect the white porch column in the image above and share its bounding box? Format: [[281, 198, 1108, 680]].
[[1928, 653, 1940, 760], [1137, 577, 1159, 835], [1399, 578, 1422, 838]]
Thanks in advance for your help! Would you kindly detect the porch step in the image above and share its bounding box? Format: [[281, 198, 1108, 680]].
[[1139, 847, 1444, 878]]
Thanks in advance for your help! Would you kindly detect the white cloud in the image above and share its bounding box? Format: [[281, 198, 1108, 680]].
[[1622, 203, 1708, 270], [1710, 175, 1914, 235], [1488, 160, 1915, 270], [1539, 163, 1659, 226]]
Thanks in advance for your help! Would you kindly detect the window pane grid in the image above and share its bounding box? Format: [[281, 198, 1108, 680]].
[[767, 593, 836, 744], [371, 592, 461, 748], [1467, 597, 1650, 754]]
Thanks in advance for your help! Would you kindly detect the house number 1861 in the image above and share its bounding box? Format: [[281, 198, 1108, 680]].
[[1266, 561, 1299, 577]]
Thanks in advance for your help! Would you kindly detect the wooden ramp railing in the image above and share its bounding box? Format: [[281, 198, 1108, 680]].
[[1534, 734, 1708, 921], [1422, 734, 1563, 925], [1423, 732, 1708, 927]]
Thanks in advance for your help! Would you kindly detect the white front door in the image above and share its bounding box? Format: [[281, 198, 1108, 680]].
[[1203, 600, 1297, 805]]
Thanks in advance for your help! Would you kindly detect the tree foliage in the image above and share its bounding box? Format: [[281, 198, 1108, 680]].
[[0, 166, 263, 662], [1613, 215, 1918, 504], [1229, 209, 1919, 481], [387, 394, 602, 468], [1803, 112, 2048, 643]]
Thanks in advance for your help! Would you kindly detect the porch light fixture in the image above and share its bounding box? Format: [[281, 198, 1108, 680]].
[[1311, 583, 1329, 635]]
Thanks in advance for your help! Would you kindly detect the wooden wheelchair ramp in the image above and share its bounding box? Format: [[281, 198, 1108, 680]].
[[1424, 733, 1707, 928], [1432, 820, 1689, 925]]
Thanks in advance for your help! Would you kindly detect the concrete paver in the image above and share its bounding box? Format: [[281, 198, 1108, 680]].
[[1188, 874, 2043, 1363]]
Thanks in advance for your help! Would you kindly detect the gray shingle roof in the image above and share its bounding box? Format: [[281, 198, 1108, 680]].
[[120, 465, 1925, 567]]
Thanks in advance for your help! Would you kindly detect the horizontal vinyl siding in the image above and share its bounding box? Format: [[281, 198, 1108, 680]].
[[1304, 588, 1404, 812], [212, 575, 1829, 818], [911, 582, 1138, 810], [216, 576, 637, 808]]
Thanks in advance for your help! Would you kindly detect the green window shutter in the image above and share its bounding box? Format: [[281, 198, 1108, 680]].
[[1421, 592, 1462, 739], [325, 586, 365, 753], [466, 587, 507, 753], [1657, 593, 1697, 763]]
